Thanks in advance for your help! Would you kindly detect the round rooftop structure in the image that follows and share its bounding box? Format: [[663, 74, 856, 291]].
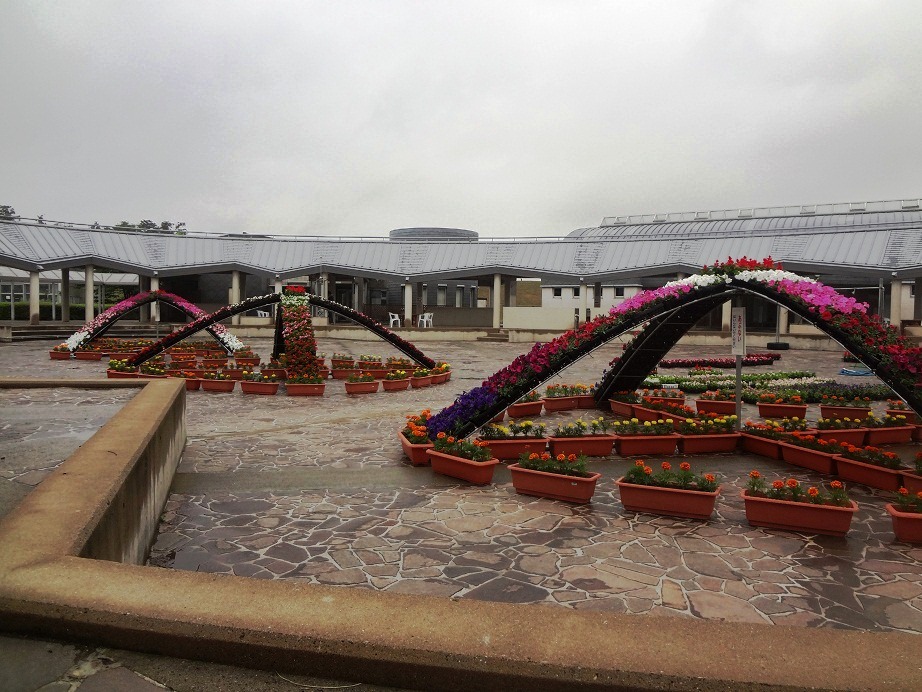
[[389, 227, 478, 240]]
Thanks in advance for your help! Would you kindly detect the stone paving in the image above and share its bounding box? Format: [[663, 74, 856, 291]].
[[3, 335, 922, 637]]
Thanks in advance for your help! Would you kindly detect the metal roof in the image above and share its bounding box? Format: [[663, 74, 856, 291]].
[[3, 203, 922, 282]]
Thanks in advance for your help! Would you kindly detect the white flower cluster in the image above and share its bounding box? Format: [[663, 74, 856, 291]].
[[734, 269, 815, 285], [65, 331, 89, 350], [280, 293, 311, 307], [663, 274, 729, 291]]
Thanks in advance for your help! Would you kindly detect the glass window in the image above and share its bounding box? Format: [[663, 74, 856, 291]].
[[552, 287, 562, 298], [572, 286, 580, 297], [615, 286, 625, 297]]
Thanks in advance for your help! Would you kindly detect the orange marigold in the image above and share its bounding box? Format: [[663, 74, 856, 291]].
[[680, 462, 691, 471], [786, 478, 799, 488], [436, 431, 446, 439], [643, 466, 653, 475], [899, 487, 909, 495], [830, 480, 843, 489], [772, 480, 784, 489], [749, 470, 761, 479], [661, 461, 671, 471], [808, 487, 819, 497]]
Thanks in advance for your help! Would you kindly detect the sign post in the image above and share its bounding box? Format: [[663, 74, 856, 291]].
[[731, 307, 746, 429]]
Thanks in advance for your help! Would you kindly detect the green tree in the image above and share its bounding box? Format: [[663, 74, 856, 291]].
[[0, 205, 16, 220]]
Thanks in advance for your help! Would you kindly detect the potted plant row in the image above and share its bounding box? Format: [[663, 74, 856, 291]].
[[548, 417, 615, 457], [756, 391, 807, 420], [428, 433, 498, 485], [286, 372, 326, 396], [695, 389, 737, 415], [819, 395, 873, 421], [345, 371, 379, 394], [509, 451, 601, 503], [200, 371, 235, 392], [676, 415, 740, 454], [240, 371, 281, 395], [743, 471, 857, 537], [476, 420, 547, 460], [833, 442, 908, 492], [382, 369, 411, 391], [616, 460, 719, 519], [609, 418, 678, 457]]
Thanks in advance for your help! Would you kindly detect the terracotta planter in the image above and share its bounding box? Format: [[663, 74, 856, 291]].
[[885, 409, 919, 424], [542, 396, 578, 412], [363, 368, 391, 379], [477, 437, 548, 461], [234, 357, 261, 367], [757, 403, 808, 419], [902, 472, 922, 494], [240, 381, 280, 395], [331, 360, 354, 369], [814, 428, 867, 445], [398, 431, 433, 466], [631, 406, 671, 423], [430, 372, 449, 384], [614, 434, 678, 457], [695, 399, 737, 415], [644, 396, 686, 407], [819, 405, 871, 420], [183, 378, 201, 391], [677, 433, 740, 454], [617, 479, 720, 520], [222, 368, 245, 380], [778, 441, 838, 475], [427, 449, 499, 485], [382, 378, 411, 392], [886, 504, 922, 543], [107, 352, 139, 360], [74, 351, 103, 361], [510, 464, 601, 503], [548, 435, 616, 457], [344, 380, 379, 394], [507, 400, 543, 418], [49, 350, 72, 360], [200, 379, 236, 393], [608, 400, 635, 417], [864, 426, 915, 445], [490, 411, 505, 423], [740, 433, 782, 460], [316, 368, 330, 380], [260, 368, 287, 379], [285, 383, 326, 396], [915, 425, 922, 443], [576, 395, 598, 409], [201, 358, 228, 368], [742, 491, 858, 537], [409, 376, 432, 388], [106, 369, 138, 379], [833, 456, 905, 492]]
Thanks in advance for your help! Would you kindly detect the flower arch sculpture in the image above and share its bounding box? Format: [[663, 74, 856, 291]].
[[62, 290, 245, 353], [127, 291, 437, 368], [429, 257, 922, 438]]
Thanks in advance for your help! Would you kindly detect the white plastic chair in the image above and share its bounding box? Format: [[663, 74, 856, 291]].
[[417, 312, 433, 328], [388, 312, 401, 328], [256, 310, 270, 318]]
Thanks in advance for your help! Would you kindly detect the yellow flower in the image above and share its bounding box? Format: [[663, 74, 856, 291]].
[[643, 421, 651, 427]]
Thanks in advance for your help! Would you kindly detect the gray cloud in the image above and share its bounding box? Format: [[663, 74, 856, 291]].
[[2, 0, 921, 237]]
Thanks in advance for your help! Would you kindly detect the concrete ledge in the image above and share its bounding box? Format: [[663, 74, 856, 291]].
[[0, 380, 919, 690]]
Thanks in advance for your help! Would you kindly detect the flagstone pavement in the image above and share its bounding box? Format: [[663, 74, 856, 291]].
[[2, 336, 921, 644]]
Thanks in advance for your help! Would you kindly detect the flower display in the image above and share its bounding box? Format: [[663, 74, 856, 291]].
[[402, 410, 432, 443], [516, 451, 591, 478], [346, 371, 376, 383], [281, 291, 322, 378], [622, 459, 718, 492], [479, 421, 547, 440], [433, 432, 492, 462], [552, 417, 611, 437], [746, 471, 850, 507], [385, 370, 410, 381], [678, 415, 737, 434], [837, 443, 904, 469], [698, 390, 734, 401], [895, 487, 922, 513], [610, 418, 674, 435], [657, 354, 780, 368]]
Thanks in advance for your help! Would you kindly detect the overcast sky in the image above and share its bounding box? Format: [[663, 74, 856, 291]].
[[2, 1, 921, 238]]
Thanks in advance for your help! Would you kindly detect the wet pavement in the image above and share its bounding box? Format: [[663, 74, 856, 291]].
[[2, 335, 921, 641]]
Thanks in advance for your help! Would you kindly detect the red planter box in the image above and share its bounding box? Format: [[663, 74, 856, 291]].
[[742, 491, 858, 537], [608, 400, 635, 417], [614, 434, 678, 457], [757, 403, 808, 419], [183, 378, 201, 391], [885, 409, 919, 424], [382, 378, 410, 392], [617, 480, 719, 520], [833, 456, 905, 492], [476, 438, 548, 461], [286, 383, 326, 396], [778, 441, 838, 475], [542, 396, 577, 412], [903, 473, 922, 494], [74, 351, 103, 361], [819, 405, 871, 420], [49, 351, 72, 360], [864, 426, 915, 445], [548, 435, 616, 457], [886, 504, 922, 543], [695, 399, 737, 415], [427, 450, 499, 485], [740, 433, 782, 460], [507, 400, 543, 418], [575, 395, 598, 409], [677, 433, 740, 454], [409, 376, 432, 388], [398, 431, 433, 466], [814, 428, 867, 445], [510, 464, 601, 503], [106, 369, 139, 379], [345, 381, 379, 394], [241, 381, 280, 395], [201, 379, 236, 393]]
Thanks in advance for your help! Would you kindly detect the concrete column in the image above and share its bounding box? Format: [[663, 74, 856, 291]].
[[84, 265, 95, 322], [61, 268, 70, 322], [319, 272, 329, 300], [138, 276, 151, 322], [353, 277, 365, 310], [274, 277, 283, 316], [505, 278, 517, 307], [778, 307, 789, 335], [492, 273, 502, 329], [890, 278, 903, 329], [29, 271, 40, 324], [231, 270, 242, 325], [403, 282, 413, 324], [593, 281, 602, 308], [720, 300, 732, 332], [914, 279, 922, 320], [579, 279, 588, 323], [150, 276, 160, 322]]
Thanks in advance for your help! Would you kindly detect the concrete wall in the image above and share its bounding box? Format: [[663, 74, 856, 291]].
[[503, 307, 574, 330]]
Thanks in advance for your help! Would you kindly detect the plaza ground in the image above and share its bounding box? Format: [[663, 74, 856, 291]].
[[1, 337, 920, 690]]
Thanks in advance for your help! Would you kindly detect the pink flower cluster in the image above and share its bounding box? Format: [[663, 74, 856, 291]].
[[764, 279, 868, 316]]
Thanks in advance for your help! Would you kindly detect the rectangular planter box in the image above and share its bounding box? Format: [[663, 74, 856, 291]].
[[757, 403, 808, 419], [740, 433, 782, 460], [201, 379, 236, 393], [833, 456, 906, 492], [542, 396, 578, 412], [427, 449, 499, 485], [548, 435, 615, 457], [507, 400, 544, 418], [608, 400, 636, 417], [695, 399, 737, 415], [886, 504, 922, 543], [778, 441, 838, 475], [509, 464, 601, 503], [864, 426, 915, 445], [814, 428, 867, 446], [476, 437, 547, 461], [617, 480, 719, 520], [902, 472, 922, 495], [819, 405, 871, 420], [398, 431, 433, 466], [677, 433, 741, 454], [614, 434, 678, 457], [575, 395, 598, 409], [742, 491, 858, 537]]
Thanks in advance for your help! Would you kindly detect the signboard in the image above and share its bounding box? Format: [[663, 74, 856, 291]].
[[731, 307, 746, 356]]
